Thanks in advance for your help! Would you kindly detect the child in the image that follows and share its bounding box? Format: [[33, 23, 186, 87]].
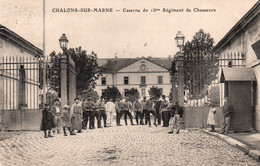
[[207, 104, 217, 132], [61, 105, 76, 136], [41, 103, 54, 138]]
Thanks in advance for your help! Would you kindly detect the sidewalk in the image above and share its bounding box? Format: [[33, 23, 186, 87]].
[[202, 129, 260, 161]]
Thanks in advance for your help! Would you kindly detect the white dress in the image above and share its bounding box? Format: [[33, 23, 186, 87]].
[[207, 107, 216, 125]]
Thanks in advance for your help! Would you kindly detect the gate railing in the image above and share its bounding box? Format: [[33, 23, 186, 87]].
[[0, 55, 76, 111], [178, 52, 245, 107]]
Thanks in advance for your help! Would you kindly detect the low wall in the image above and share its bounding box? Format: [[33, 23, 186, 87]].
[[1, 109, 42, 131], [183, 107, 224, 129]]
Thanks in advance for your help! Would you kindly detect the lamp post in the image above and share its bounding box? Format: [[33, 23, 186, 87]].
[[174, 31, 185, 107], [59, 34, 69, 52], [59, 34, 69, 106]]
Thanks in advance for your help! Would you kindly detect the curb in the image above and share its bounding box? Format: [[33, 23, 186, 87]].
[[201, 129, 260, 161]]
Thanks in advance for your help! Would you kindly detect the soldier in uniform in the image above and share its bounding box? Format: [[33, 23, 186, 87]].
[[141, 97, 148, 125], [98, 98, 108, 127], [123, 97, 134, 125], [145, 97, 157, 127], [220, 97, 234, 134], [133, 99, 144, 125], [153, 96, 162, 125], [160, 95, 170, 127], [115, 98, 124, 126], [82, 96, 93, 129], [91, 98, 101, 128]]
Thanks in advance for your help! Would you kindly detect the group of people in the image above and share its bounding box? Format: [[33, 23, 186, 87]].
[[207, 97, 234, 134], [41, 95, 184, 138]]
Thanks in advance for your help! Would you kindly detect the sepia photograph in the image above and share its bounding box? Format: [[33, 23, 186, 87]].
[[0, 0, 260, 165]]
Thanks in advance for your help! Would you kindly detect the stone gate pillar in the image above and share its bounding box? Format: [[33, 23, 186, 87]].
[[176, 52, 184, 107], [60, 55, 68, 107]]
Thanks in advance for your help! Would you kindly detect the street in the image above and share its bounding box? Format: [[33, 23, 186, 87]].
[[0, 123, 258, 166]]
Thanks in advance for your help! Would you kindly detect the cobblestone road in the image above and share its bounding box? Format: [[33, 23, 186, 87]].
[[0, 123, 259, 166]]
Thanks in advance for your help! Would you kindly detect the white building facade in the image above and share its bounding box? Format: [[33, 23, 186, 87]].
[[96, 57, 172, 99]]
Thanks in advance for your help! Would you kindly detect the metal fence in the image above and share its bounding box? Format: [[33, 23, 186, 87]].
[[0, 56, 61, 110], [182, 52, 245, 107]]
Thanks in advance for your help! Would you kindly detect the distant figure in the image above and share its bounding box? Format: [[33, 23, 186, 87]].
[[82, 96, 94, 129], [141, 97, 148, 125], [99, 98, 108, 127], [144, 97, 157, 127], [41, 103, 54, 138], [220, 97, 234, 134], [115, 97, 124, 126], [71, 98, 83, 133], [133, 99, 144, 125], [123, 97, 134, 125], [207, 104, 217, 132], [160, 95, 170, 127], [61, 105, 75, 136], [106, 98, 116, 127], [153, 97, 162, 125]]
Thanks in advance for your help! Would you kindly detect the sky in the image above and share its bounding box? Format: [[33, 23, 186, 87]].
[[0, 0, 259, 58]]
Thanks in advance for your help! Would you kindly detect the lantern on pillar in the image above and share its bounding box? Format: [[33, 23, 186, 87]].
[[59, 34, 69, 51], [175, 31, 185, 52]]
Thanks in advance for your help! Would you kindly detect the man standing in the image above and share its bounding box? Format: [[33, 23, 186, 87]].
[[168, 101, 183, 134], [220, 97, 234, 134], [160, 95, 170, 127], [106, 98, 116, 127], [82, 96, 93, 129], [51, 99, 62, 134], [153, 97, 162, 125], [123, 97, 134, 125], [141, 97, 148, 125], [145, 97, 157, 127], [91, 98, 101, 129], [98, 98, 108, 127], [133, 99, 143, 125], [115, 98, 124, 126]]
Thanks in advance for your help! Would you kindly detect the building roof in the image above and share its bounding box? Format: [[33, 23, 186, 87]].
[[220, 67, 256, 83], [214, 1, 260, 52], [0, 25, 43, 57], [98, 57, 172, 73]]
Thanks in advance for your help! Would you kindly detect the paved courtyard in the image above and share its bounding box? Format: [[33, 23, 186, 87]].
[[0, 123, 259, 166]]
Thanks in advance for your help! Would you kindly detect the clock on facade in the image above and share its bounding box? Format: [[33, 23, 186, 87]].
[[140, 64, 146, 71]]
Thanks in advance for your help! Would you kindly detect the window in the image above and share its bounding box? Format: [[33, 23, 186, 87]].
[[102, 89, 105, 97], [141, 89, 146, 96], [141, 76, 146, 85], [158, 76, 163, 84], [101, 77, 106, 85], [124, 77, 129, 85]]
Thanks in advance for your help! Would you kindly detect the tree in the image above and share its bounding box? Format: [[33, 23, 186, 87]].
[[182, 29, 216, 99], [102, 86, 121, 102], [47, 47, 102, 96], [148, 86, 162, 99], [125, 88, 140, 103], [69, 47, 102, 94]]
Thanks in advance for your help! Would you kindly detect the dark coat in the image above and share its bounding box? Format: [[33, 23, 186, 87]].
[[41, 108, 54, 130], [170, 104, 184, 117]]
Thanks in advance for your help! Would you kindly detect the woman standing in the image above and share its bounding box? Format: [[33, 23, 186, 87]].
[[41, 103, 54, 138], [207, 104, 217, 132], [71, 98, 83, 133]]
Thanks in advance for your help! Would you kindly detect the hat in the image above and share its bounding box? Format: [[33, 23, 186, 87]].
[[54, 99, 60, 102], [63, 105, 70, 109], [44, 103, 49, 106]]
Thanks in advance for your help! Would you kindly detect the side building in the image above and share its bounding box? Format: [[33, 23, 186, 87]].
[[96, 57, 172, 99], [214, 1, 260, 132]]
